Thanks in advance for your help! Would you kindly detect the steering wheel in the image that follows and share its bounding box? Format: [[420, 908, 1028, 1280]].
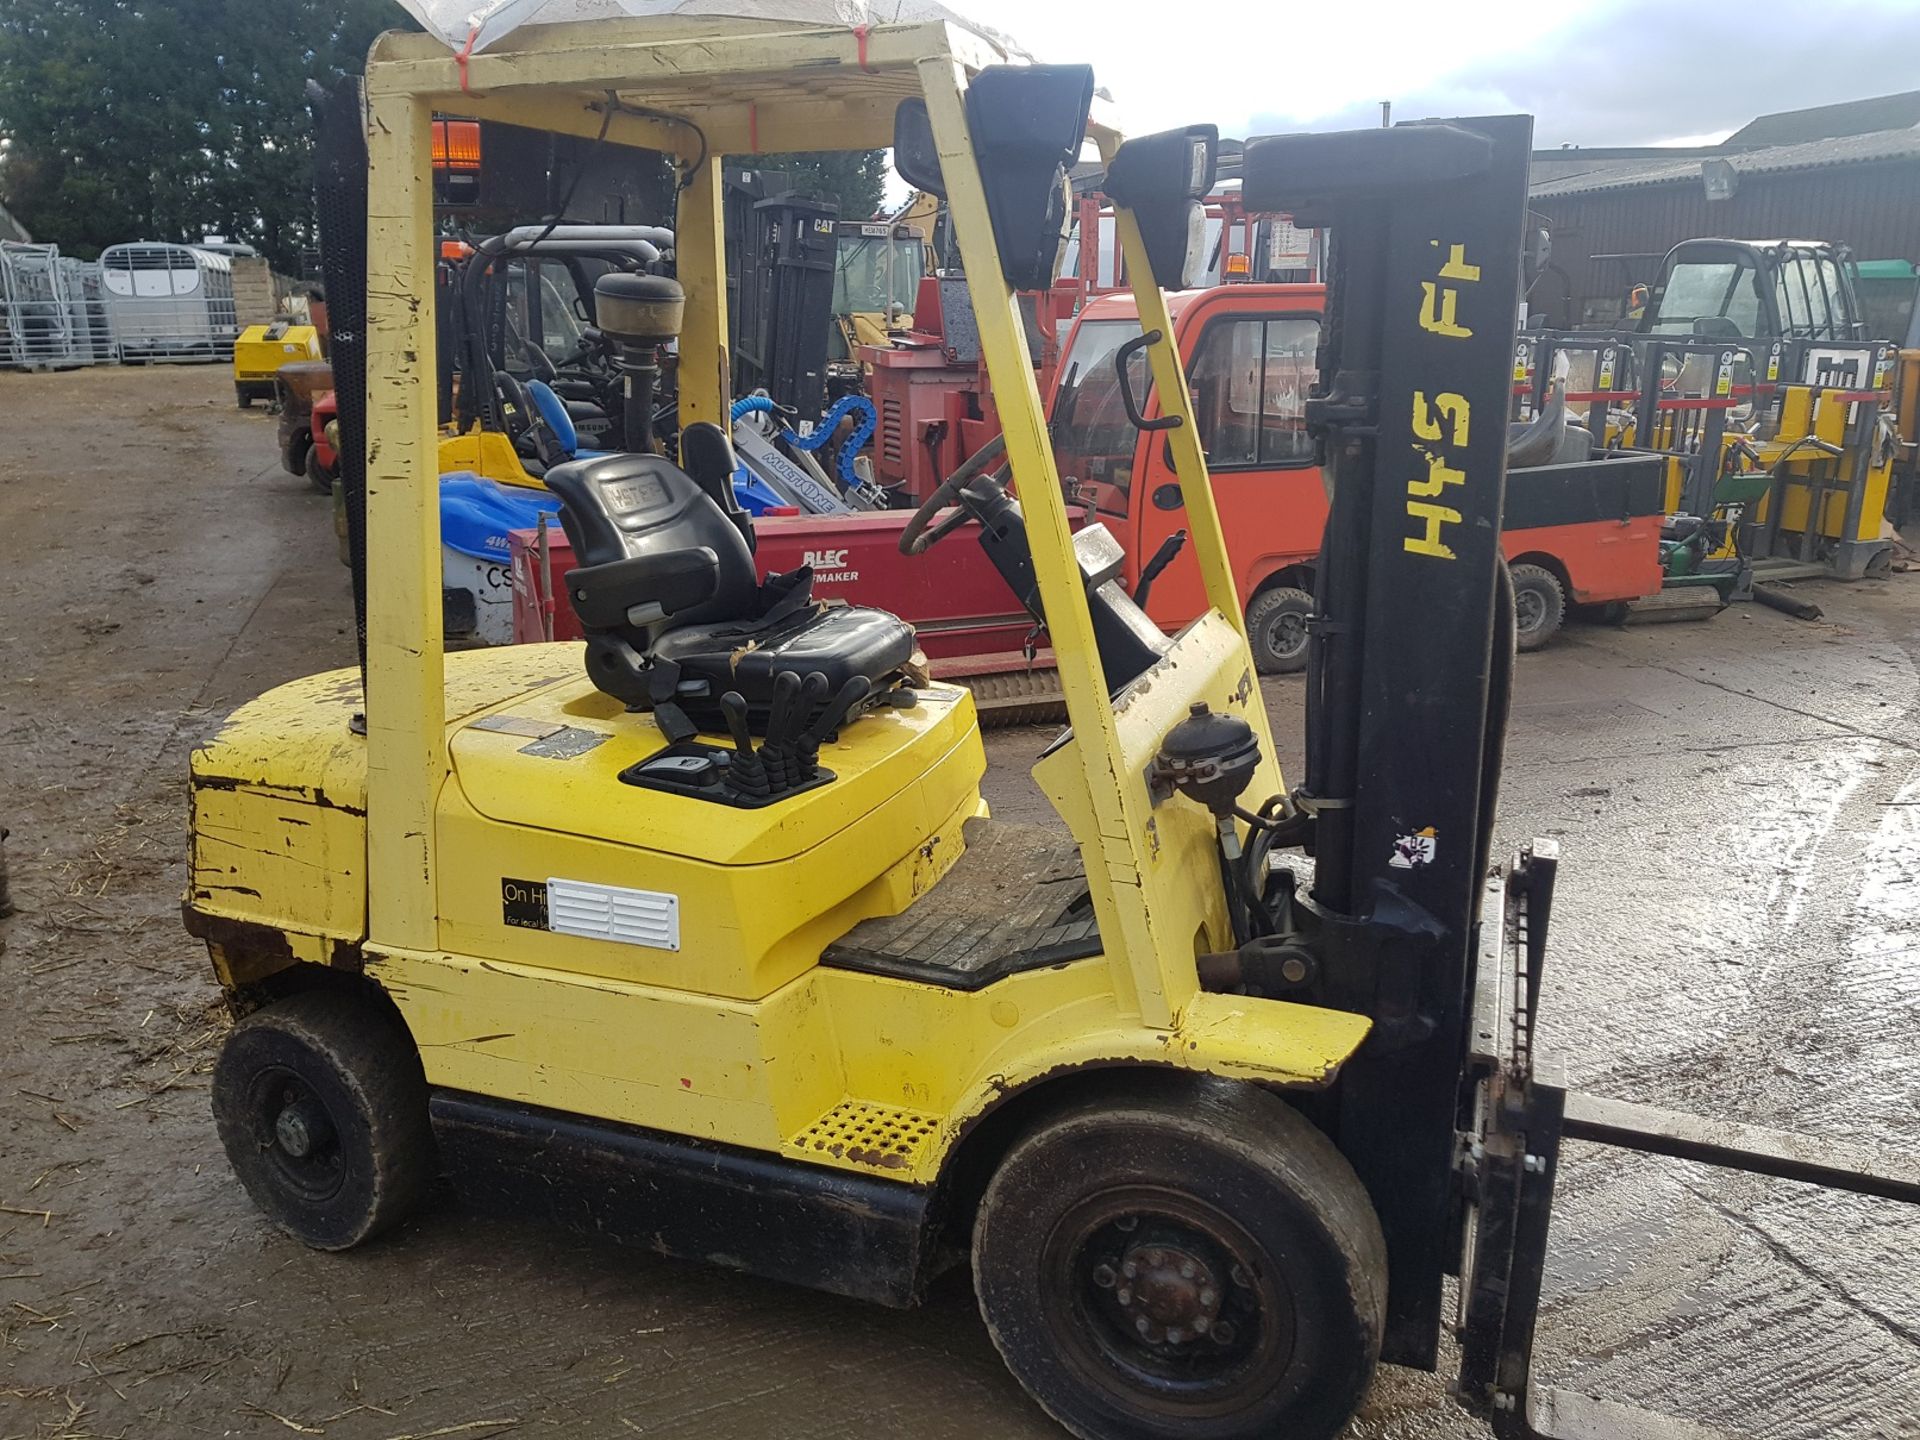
[[898, 434, 1011, 555]]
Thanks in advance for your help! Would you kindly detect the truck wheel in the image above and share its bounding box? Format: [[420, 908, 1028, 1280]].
[[305, 444, 333, 493], [974, 1084, 1386, 1440], [236, 383, 253, 409], [212, 989, 433, 1251], [1245, 587, 1315, 675], [1510, 564, 1566, 652]]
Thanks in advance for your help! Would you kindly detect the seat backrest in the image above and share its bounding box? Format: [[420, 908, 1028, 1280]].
[[544, 453, 758, 629]]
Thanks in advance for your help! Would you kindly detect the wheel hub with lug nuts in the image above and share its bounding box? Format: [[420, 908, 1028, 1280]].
[[274, 1096, 334, 1159], [1093, 1243, 1230, 1347]]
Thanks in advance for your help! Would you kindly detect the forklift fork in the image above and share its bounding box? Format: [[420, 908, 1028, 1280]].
[[1457, 843, 1920, 1440]]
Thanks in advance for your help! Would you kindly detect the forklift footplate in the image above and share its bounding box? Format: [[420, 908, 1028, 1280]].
[[821, 817, 1097, 990]]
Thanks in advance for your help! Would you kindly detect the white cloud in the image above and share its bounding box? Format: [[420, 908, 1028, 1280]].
[[950, 0, 1920, 148]]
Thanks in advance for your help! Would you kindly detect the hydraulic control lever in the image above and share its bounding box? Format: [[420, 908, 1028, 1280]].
[[720, 691, 768, 800], [764, 672, 829, 793], [799, 676, 872, 780], [761, 672, 804, 792]]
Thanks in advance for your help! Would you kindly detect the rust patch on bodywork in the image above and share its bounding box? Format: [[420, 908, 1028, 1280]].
[[191, 774, 367, 816]]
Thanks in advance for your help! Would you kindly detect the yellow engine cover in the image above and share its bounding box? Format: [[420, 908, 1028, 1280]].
[[232, 323, 321, 382]]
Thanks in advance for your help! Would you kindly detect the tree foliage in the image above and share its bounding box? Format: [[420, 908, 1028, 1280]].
[[0, 0, 401, 270], [758, 150, 890, 220]]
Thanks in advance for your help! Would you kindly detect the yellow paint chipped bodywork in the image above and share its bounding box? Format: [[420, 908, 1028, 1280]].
[[436, 429, 545, 490], [372, 936, 1368, 1186], [189, 15, 1377, 1202]]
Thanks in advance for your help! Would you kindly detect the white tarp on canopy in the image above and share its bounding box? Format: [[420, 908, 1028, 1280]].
[[390, 0, 1014, 59]]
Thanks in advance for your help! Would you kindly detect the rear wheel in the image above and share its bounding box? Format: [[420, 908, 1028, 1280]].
[[1510, 564, 1566, 652], [212, 989, 433, 1250], [236, 383, 253, 409], [305, 443, 332, 493], [974, 1083, 1386, 1440], [1245, 586, 1315, 675]]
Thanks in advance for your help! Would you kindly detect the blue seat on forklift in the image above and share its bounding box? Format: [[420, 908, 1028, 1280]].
[[544, 452, 916, 734]]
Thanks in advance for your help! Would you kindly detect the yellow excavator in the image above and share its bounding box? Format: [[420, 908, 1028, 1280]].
[[829, 188, 940, 369]]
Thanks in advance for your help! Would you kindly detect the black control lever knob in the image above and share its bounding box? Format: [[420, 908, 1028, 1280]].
[[720, 690, 768, 799], [800, 676, 872, 779]]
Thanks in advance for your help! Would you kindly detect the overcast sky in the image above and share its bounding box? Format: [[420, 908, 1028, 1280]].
[[955, 0, 1920, 150]]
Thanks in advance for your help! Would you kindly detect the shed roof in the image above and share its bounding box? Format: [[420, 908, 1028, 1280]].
[[1727, 90, 1920, 147], [1530, 127, 1920, 200]]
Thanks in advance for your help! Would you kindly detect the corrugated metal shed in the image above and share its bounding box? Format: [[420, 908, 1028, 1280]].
[[1727, 90, 1920, 147], [1532, 128, 1920, 198], [1529, 128, 1920, 328]]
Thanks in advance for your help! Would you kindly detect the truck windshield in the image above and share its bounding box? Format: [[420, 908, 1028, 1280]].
[[1050, 318, 1146, 518], [831, 235, 925, 361], [1771, 250, 1854, 339], [833, 235, 925, 318], [1648, 257, 1763, 337]]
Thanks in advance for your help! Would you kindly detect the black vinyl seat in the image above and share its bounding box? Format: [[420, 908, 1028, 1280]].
[[544, 445, 917, 738]]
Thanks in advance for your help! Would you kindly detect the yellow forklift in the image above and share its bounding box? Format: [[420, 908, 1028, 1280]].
[[184, 17, 1919, 1439]]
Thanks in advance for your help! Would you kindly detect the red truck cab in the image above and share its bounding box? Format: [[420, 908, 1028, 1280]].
[[1054, 284, 1663, 664]]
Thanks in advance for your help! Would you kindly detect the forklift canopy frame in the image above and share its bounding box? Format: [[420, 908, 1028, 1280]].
[[358, 17, 1281, 1037]]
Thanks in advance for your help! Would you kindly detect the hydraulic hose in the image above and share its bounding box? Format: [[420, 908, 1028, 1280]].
[[731, 394, 879, 487]]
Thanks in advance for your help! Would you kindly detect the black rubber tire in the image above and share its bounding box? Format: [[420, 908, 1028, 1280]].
[[304, 442, 333, 493], [974, 1082, 1387, 1440], [212, 989, 433, 1251], [236, 384, 253, 409], [1509, 564, 1566, 652], [1245, 587, 1315, 675]]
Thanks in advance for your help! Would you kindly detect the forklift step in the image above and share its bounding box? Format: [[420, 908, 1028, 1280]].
[[785, 1098, 945, 1173], [820, 816, 1097, 990], [1621, 588, 1726, 625], [959, 668, 1067, 727]]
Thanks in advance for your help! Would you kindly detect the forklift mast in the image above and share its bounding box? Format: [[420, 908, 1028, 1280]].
[[1243, 115, 1532, 1364]]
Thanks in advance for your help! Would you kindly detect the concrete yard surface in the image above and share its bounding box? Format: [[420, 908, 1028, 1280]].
[[1, 364, 1917, 1439]]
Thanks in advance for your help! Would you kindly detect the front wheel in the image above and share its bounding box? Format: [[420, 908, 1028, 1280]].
[[974, 1082, 1386, 1440], [1510, 564, 1567, 652], [305, 443, 333, 493], [1245, 586, 1315, 675], [212, 989, 434, 1250]]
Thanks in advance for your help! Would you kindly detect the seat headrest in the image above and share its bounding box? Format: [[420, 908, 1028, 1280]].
[[680, 421, 737, 488], [543, 452, 757, 626]]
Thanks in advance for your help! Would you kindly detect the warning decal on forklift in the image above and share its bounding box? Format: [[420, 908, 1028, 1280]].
[[502, 878, 549, 929], [1389, 828, 1438, 869]]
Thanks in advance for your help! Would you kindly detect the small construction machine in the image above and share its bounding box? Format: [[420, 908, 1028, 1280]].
[[185, 16, 1917, 1440], [232, 318, 323, 407]]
